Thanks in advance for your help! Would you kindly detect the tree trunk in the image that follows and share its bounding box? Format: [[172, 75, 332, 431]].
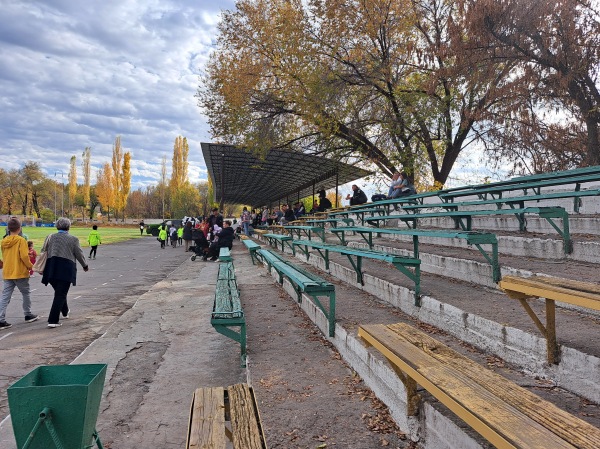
[[585, 114, 600, 166]]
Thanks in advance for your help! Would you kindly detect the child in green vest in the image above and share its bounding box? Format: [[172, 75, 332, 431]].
[[88, 225, 102, 259]]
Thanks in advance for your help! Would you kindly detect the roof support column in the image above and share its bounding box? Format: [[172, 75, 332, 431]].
[[335, 170, 339, 208], [219, 152, 225, 212]]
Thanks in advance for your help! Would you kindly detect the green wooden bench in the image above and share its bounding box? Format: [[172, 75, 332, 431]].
[[210, 262, 246, 367], [304, 218, 355, 228], [330, 226, 500, 282], [242, 239, 261, 265], [402, 188, 600, 216], [499, 275, 600, 364], [259, 249, 337, 337], [262, 233, 295, 253], [329, 207, 386, 225], [219, 247, 232, 261], [364, 206, 572, 254], [359, 322, 600, 449], [186, 383, 267, 449], [439, 172, 600, 209], [291, 239, 422, 305], [282, 225, 325, 242]]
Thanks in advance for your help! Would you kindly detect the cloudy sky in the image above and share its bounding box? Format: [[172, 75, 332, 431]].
[[0, 0, 236, 189]]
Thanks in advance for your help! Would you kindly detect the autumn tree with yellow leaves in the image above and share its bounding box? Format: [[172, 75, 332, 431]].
[[110, 136, 132, 221], [68, 155, 77, 214], [201, 0, 600, 185], [82, 147, 91, 210], [96, 162, 115, 220]]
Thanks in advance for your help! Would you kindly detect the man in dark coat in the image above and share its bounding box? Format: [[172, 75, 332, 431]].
[[346, 184, 368, 206]]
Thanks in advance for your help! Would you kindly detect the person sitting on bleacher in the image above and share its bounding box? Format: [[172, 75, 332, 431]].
[[279, 204, 296, 225], [205, 221, 234, 261], [394, 172, 417, 197], [346, 184, 368, 206], [309, 201, 319, 214], [294, 202, 306, 219], [317, 190, 332, 211]]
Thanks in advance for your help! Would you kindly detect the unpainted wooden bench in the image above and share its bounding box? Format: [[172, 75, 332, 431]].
[[499, 275, 600, 364], [186, 384, 267, 449], [358, 322, 600, 449]]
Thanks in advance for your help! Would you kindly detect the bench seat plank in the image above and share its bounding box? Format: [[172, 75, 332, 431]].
[[229, 384, 267, 449], [187, 387, 227, 449], [358, 323, 596, 449], [500, 276, 600, 311], [388, 323, 600, 448]]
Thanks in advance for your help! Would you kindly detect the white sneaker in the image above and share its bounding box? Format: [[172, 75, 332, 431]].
[[48, 323, 62, 328], [63, 309, 70, 319]]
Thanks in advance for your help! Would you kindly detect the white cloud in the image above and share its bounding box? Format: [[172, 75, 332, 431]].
[[0, 0, 235, 188]]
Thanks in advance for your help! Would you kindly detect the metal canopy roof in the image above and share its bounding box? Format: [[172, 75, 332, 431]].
[[201, 143, 372, 207]]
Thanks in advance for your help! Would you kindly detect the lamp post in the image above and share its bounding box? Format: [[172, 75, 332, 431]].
[[54, 170, 64, 219]]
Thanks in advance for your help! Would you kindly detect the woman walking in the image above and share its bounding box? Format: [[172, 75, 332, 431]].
[[41, 218, 89, 328]]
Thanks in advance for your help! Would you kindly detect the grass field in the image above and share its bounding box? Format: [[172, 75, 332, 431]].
[[1, 226, 146, 250]]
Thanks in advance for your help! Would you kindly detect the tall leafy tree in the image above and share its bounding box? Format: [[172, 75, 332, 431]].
[[200, 0, 513, 187], [96, 163, 115, 221], [464, 0, 600, 169], [82, 147, 91, 210], [110, 136, 132, 221]]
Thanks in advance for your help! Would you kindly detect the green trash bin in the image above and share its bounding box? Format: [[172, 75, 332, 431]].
[[7, 364, 107, 449]]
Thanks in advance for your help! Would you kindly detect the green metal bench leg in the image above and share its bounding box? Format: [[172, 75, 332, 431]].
[[212, 324, 247, 368], [473, 242, 501, 283], [345, 255, 363, 285], [542, 211, 573, 254], [328, 292, 336, 337]]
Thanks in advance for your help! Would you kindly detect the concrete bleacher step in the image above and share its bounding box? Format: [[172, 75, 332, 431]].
[[256, 246, 600, 449], [255, 234, 600, 405]]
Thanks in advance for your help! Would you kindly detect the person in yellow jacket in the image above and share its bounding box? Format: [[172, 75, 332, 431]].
[[0, 217, 38, 329], [87, 225, 102, 260], [177, 225, 184, 247], [158, 225, 167, 249]]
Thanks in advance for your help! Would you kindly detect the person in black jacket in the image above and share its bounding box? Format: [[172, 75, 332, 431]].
[[317, 189, 332, 211], [346, 184, 368, 206], [205, 221, 234, 261], [280, 204, 296, 224]]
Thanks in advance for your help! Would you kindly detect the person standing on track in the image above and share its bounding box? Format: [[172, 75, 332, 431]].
[[87, 225, 101, 259], [0, 217, 38, 330], [41, 217, 89, 328]]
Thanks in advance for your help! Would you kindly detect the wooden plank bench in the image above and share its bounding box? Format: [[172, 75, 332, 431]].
[[330, 226, 501, 282], [242, 239, 261, 265], [259, 249, 337, 336], [186, 383, 267, 449], [499, 275, 600, 364], [282, 225, 325, 242], [358, 322, 600, 449], [364, 206, 572, 253], [262, 233, 295, 253], [219, 247, 232, 262], [305, 218, 355, 229], [210, 262, 246, 367], [329, 207, 386, 225], [439, 172, 600, 211], [402, 188, 600, 215], [291, 239, 422, 305]]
